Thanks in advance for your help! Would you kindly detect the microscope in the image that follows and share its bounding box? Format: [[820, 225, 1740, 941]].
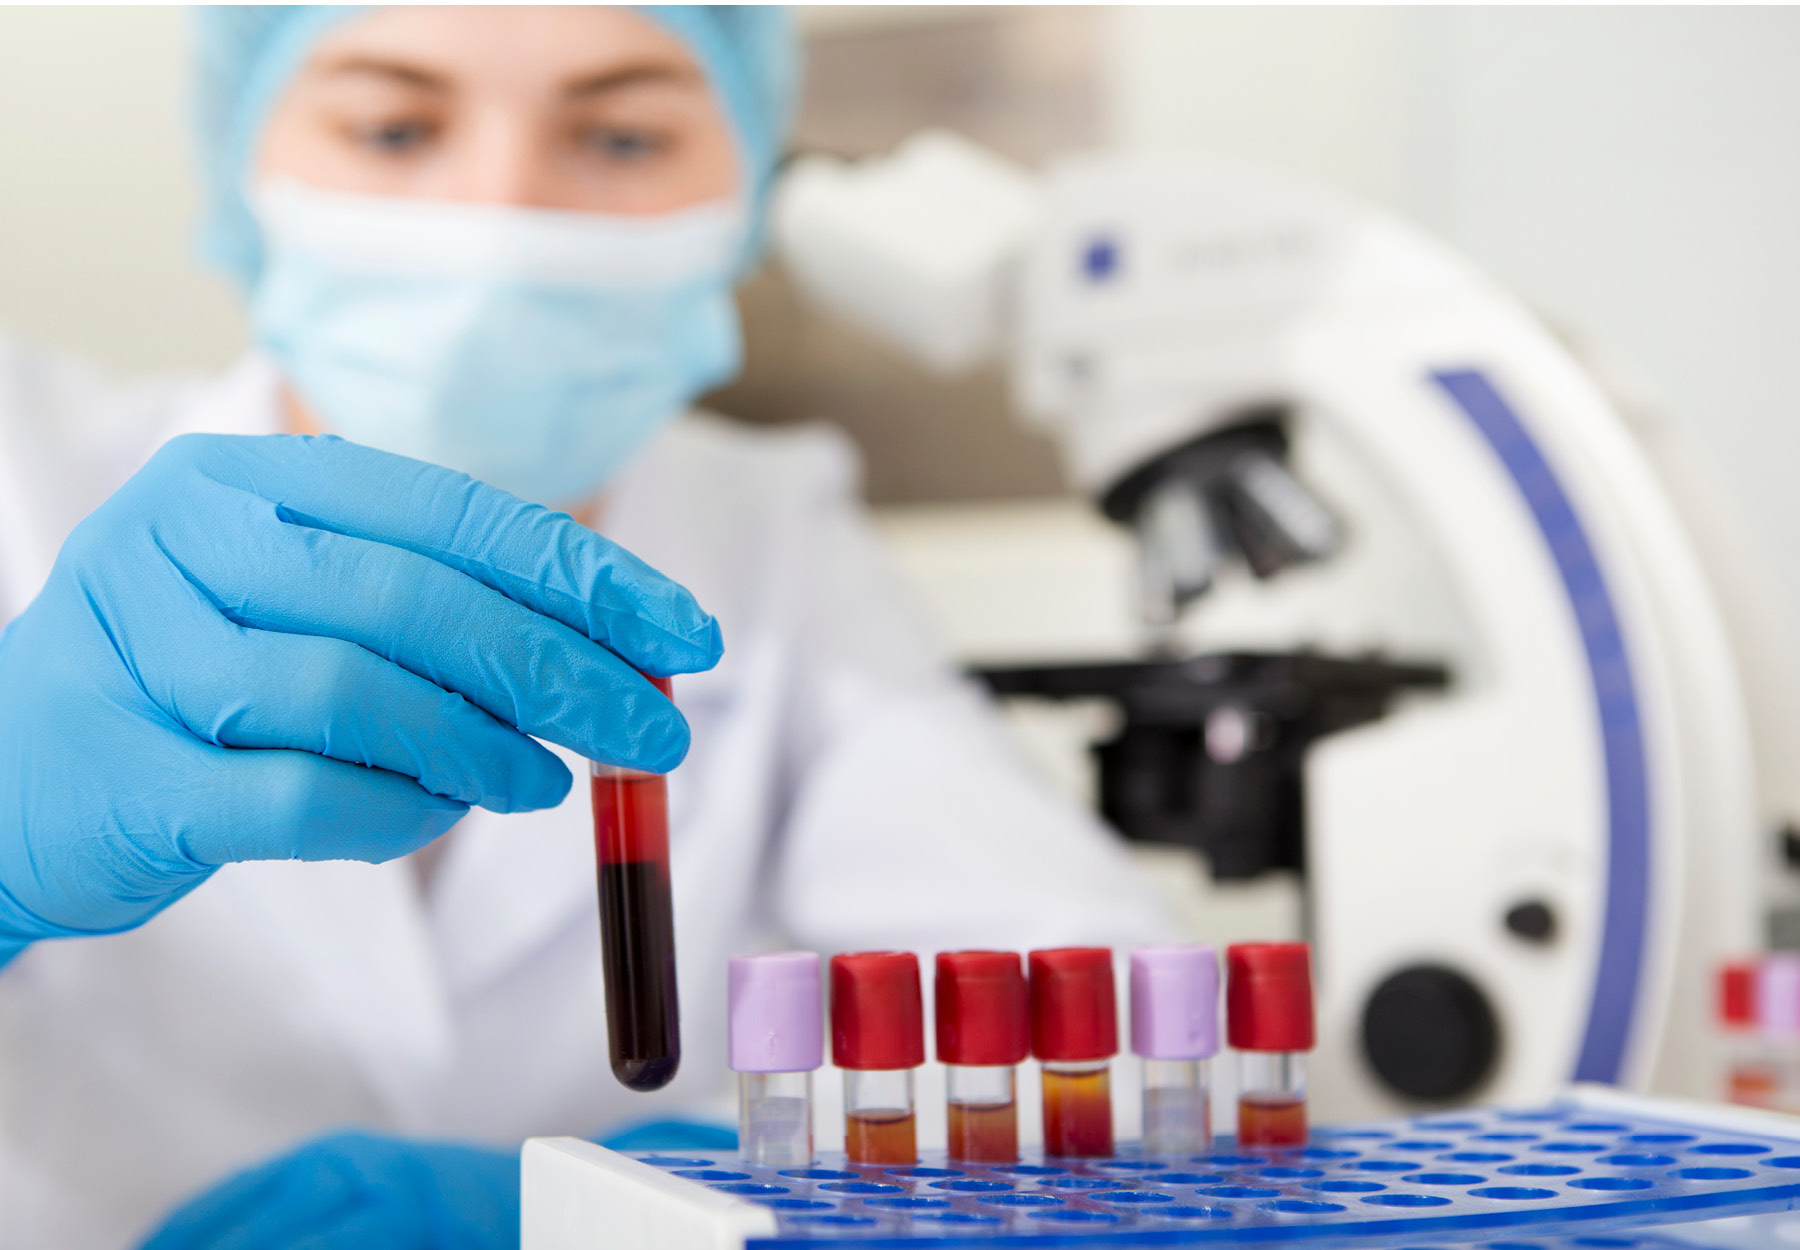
[[772, 132, 1791, 1119]]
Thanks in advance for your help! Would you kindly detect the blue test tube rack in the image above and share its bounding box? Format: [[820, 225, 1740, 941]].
[[521, 1085, 1800, 1250]]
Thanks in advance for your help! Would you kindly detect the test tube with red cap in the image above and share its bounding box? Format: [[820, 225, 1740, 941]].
[[1227, 942, 1314, 1148], [937, 951, 1030, 1163], [591, 675, 680, 1092], [730, 952, 822, 1166], [1131, 945, 1219, 1155], [1030, 947, 1117, 1158], [831, 951, 924, 1164], [1718, 960, 1773, 1107]]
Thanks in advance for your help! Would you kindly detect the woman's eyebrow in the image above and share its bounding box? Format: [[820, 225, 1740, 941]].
[[313, 56, 450, 92], [563, 62, 703, 99]]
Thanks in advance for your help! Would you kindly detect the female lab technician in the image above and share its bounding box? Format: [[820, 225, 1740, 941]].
[[0, 7, 1170, 1248]]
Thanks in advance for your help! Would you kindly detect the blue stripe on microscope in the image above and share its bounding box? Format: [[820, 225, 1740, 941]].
[[1431, 368, 1649, 1085]]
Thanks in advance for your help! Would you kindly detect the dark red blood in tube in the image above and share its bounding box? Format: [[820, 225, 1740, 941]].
[[594, 772, 669, 867], [593, 676, 680, 1092]]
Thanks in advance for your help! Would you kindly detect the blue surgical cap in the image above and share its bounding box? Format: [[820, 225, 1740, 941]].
[[190, 5, 798, 286]]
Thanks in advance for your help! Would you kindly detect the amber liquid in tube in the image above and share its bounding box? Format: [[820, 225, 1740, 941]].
[[1238, 1092, 1307, 1147], [1042, 1065, 1113, 1157], [846, 1110, 916, 1164], [948, 1102, 1018, 1163]]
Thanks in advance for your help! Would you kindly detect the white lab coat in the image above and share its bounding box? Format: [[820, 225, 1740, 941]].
[[0, 339, 1172, 1249]]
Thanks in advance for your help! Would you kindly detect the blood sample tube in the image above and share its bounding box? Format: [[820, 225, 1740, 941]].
[[830, 951, 924, 1164], [1131, 945, 1220, 1155], [936, 951, 1029, 1163], [730, 951, 823, 1167], [1029, 947, 1117, 1158], [1227, 942, 1314, 1149], [592, 675, 680, 1092]]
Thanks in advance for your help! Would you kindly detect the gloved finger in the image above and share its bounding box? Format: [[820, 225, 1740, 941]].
[[193, 742, 468, 865], [164, 495, 689, 772], [175, 433, 723, 677], [142, 609, 571, 814]]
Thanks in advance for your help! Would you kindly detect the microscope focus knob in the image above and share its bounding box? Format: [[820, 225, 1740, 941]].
[[1360, 965, 1499, 1103]]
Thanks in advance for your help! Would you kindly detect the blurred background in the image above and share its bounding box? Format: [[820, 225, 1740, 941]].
[[4, 3, 1800, 1118], [8, 2, 1798, 925], [2, 7, 1796, 541], [10, 0, 1800, 914], [3, 7, 1796, 529]]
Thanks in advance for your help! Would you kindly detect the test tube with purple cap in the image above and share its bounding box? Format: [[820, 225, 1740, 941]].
[[1131, 944, 1220, 1155], [729, 951, 822, 1167]]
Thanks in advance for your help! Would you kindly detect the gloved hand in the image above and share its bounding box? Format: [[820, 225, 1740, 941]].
[[137, 1131, 519, 1250], [0, 433, 721, 962]]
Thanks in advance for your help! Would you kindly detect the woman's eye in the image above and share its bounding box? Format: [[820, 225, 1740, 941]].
[[350, 119, 437, 155], [578, 126, 666, 162]]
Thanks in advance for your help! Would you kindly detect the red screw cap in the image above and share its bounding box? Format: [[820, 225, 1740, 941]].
[[1029, 947, 1118, 1062], [1226, 942, 1314, 1051], [937, 951, 1029, 1066], [1720, 961, 1756, 1027], [831, 952, 924, 1070]]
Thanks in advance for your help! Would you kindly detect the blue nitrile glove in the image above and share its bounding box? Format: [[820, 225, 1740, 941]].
[[138, 1131, 519, 1250], [0, 433, 722, 965]]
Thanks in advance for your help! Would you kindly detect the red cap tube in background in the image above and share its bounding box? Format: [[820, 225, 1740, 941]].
[[1719, 961, 1755, 1027], [1227, 942, 1314, 1051], [937, 951, 1029, 1066], [831, 951, 925, 1070], [1029, 947, 1118, 1062]]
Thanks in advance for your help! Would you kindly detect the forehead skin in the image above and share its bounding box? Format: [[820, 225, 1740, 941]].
[[255, 5, 740, 210], [294, 6, 706, 105]]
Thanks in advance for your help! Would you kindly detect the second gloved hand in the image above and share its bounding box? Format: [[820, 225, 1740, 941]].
[[137, 1131, 520, 1250], [0, 433, 722, 960]]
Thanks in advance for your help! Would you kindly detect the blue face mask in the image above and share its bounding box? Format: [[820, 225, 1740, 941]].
[[249, 181, 747, 507]]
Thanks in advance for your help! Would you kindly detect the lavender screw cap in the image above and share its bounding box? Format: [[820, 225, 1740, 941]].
[[1131, 945, 1221, 1060], [730, 951, 824, 1072], [1759, 954, 1800, 1039]]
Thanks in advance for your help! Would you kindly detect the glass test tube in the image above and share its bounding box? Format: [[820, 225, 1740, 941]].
[[1030, 947, 1118, 1158], [730, 951, 822, 1167], [1131, 945, 1220, 1155], [592, 675, 680, 1092], [937, 951, 1030, 1163], [1227, 942, 1314, 1149], [831, 951, 924, 1164]]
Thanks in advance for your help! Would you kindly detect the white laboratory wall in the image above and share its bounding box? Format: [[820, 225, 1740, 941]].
[[1101, 6, 1412, 209], [0, 6, 246, 374]]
